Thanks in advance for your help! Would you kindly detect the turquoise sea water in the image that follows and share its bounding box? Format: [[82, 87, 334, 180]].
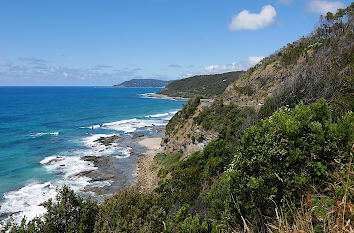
[[0, 87, 185, 222]]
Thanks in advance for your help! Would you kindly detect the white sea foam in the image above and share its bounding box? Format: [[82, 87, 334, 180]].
[[81, 109, 179, 133], [147, 113, 170, 118], [31, 132, 59, 138], [80, 124, 101, 129], [41, 155, 96, 182], [101, 118, 165, 133], [0, 181, 57, 225], [80, 134, 132, 158], [0, 154, 104, 224]]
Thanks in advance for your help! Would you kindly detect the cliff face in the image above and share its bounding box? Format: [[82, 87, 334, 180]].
[[162, 12, 353, 157], [161, 98, 218, 157]]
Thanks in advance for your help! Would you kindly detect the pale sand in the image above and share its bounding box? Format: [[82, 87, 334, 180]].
[[138, 137, 162, 154], [134, 137, 162, 193]]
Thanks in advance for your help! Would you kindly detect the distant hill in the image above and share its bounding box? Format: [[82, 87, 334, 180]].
[[157, 71, 245, 98], [113, 79, 172, 88]]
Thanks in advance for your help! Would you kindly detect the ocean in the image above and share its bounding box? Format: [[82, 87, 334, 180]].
[[0, 86, 186, 223]]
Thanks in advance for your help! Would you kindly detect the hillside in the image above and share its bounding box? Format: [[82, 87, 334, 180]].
[[163, 6, 353, 157], [5, 4, 353, 233], [113, 79, 172, 88], [157, 71, 245, 98]]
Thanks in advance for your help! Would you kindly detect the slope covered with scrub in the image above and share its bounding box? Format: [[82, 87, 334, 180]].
[[157, 71, 245, 98], [3, 4, 353, 233]]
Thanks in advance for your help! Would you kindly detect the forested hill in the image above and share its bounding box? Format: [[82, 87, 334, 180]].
[[113, 79, 172, 88], [157, 71, 245, 98]]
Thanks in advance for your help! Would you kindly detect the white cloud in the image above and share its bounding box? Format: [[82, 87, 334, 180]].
[[229, 5, 276, 31], [308, 1, 345, 14], [204, 56, 264, 74]]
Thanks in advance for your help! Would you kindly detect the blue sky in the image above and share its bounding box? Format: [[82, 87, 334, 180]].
[[0, 0, 351, 86]]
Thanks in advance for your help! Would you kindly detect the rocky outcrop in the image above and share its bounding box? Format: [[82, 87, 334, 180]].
[[161, 102, 218, 158]]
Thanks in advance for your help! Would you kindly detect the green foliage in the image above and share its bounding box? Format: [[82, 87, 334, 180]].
[[194, 99, 258, 135], [280, 41, 309, 66], [94, 188, 167, 233], [206, 99, 353, 230], [233, 84, 256, 96], [6, 186, 99, 233], [166, 204, 209, 232], [158, 71, 245, 98], [154, 152, 181, 178], [154, 152, 180, 170]]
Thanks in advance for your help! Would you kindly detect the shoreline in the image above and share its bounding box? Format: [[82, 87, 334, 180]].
[[133, 137, 162, 193], [140, 93, 190, 101]]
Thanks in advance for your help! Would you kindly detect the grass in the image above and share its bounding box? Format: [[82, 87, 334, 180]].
[[154, 153, 181, 178], [267, 147, 353, 233]]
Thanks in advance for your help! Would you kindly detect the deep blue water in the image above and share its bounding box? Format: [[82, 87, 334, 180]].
[[0, 86, 185, 222]]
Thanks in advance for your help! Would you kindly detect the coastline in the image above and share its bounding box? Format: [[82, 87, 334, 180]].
[[133, 137, 162, 193], [140, 93, 190, 101]]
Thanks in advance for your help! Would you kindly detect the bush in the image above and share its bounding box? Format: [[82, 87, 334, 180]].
[[206, 99, 353, 231], [5, 186, 99, 233], [94, 188, 167, 233]]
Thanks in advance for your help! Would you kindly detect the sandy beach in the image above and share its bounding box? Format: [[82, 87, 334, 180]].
[[134, 137, 162, 192], [138, 137, 162, 153]]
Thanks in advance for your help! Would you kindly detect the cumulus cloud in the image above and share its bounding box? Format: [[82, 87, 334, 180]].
[[229, 5, 276, 31], [308, 1, 345, 14], [204, 56, 264, 74]]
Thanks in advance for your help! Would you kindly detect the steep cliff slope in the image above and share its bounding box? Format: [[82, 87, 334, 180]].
[[162, 7, 353, 157]]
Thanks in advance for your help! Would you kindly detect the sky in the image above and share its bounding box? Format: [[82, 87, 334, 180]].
[[0, 0, 351, 86]]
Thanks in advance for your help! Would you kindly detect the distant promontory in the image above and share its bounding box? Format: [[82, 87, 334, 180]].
[[113, 79, 172, 88]]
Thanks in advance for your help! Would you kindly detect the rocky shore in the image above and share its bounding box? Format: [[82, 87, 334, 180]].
[[79, 128, 165, 197], [133, 138, 162, 193]]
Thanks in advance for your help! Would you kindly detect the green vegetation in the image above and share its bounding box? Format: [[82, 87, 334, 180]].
[[259, 4, 354, 119], [205, 100, 353, 231], [2, 4, 353, 233], [3, 100, 353, 233], [155, 152, 181, 178], [157, 71, 245, 98], [1, 186, 99, 233], [233, 84, 256, 96], [194, 98, 258, 136], [165, 96, 202, 136]]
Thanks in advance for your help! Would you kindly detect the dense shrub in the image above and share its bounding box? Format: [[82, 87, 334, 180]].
[[206, 99, 353, 231], [4, 186, 99, 233], [195, 99, 258, 135], [166, 204, 209, 232], [94, 188, 167, 233]]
